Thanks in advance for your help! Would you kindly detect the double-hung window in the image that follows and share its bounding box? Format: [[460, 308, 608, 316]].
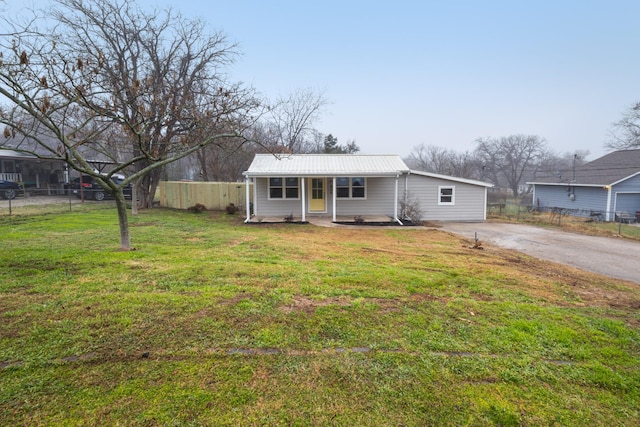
[[269, 177, 300, 199], [336, 177, 366, 199], [438, 186, 455, 205]]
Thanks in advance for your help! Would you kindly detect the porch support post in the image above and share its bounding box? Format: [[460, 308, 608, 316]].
[[332, 177, 337, 222], [394, 174, 401, 224], [244, 175, 251, 223], [301, 177, 306, 222]]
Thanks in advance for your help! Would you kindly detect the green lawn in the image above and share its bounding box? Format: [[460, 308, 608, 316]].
[[1, 204, 639, 426]]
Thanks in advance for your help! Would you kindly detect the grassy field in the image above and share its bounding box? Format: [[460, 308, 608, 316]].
[[1, 204, 639, 426]]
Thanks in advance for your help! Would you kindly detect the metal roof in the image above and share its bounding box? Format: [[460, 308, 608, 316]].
[[528, 149, 640, 186], [0, 149, 36, 159], [409, 170, 494, 187], [244, 154, 410, 177]]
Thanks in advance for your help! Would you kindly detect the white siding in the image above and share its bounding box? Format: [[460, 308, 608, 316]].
[[402, 174, 487, 221]]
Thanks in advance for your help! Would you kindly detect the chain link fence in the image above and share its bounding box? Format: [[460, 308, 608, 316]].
[[487, 200, 640, 239]]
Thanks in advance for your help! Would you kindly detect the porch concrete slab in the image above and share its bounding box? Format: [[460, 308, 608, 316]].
[[245, 215, 404, 227]]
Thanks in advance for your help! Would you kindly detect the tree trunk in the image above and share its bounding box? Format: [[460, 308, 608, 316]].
[[114, 190, 131, 251], [138, 167, 162, 209]]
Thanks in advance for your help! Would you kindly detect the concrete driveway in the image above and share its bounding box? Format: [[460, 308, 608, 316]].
[[438, 222, 640, 284], [0, 195, 80, 208]]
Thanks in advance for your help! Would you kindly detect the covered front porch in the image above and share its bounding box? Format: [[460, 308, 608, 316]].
[[1, 149, 67, 195], [244, 214, 398, 225], [243, 175, 404, 224], [242, 154, 412, 225]]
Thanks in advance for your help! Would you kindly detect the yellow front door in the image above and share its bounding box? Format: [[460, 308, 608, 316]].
[[309, 178, 325, 212]]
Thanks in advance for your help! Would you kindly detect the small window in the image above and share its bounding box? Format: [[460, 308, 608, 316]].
[[336, 177, 366, 199], [336, 177, 350, 198], [285, 177, 299, 198], [269, 177, 299, 199], [351, 177, 365, 198], [438, 186, 454, 205]]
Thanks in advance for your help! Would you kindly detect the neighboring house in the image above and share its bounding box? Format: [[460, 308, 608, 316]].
[[242, 154, 492, 223], [0, 149, 67, 193], [1, 144, 120, 195], [527, 149, 640, 221]]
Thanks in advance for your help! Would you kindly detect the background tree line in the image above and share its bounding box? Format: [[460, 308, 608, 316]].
[[406, 136, 591, 198]]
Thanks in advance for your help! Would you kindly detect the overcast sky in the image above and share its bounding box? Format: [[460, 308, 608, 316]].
[[10, 0, 640, 160]]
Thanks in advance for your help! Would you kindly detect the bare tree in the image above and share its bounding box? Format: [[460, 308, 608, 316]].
[[193, 138, 258, 181], [0, 0, 260, 250], [607, 102, 640, 150], [407, 144, 479, 179], [534, 150, 590, 182], [474, 135, 549, 196], [264, 88, 328, 153]]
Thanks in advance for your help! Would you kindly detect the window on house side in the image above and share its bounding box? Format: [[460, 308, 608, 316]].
[[269, 177, 299, 199], [438, 186, 454, 205]]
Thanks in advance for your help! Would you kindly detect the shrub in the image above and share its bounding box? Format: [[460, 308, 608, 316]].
[[187, 203, 206, 213], [225, 203, 239, 215], [399, 193, 423, 223]]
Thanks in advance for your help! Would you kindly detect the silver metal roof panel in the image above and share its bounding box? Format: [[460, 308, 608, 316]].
[[244, 154, 410, 177]]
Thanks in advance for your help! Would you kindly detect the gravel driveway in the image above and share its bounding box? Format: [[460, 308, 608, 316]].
[[439, 222, 640, 284]]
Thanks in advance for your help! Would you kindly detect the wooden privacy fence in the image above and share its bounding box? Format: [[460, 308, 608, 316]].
[[159, 181, 252, 211]]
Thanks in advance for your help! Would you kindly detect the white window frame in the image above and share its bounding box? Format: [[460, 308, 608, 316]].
[[336, 177, 367, 199], [268, 177, 300, 200], [438, 185, 455, 205]]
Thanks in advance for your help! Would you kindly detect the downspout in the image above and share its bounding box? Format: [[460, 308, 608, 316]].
[[483, 187, 488, 220], [301, 177, 306, 222], [244, 175, 251, 223], [404, 172, 409, 206], [332, 177, 337, 222], [605, 185, 612, 221]]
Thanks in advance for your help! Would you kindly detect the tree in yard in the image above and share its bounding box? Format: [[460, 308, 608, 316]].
[[0, 0, 260, 250], [474, 135, 549, 196], [607, 102, 640, 150]]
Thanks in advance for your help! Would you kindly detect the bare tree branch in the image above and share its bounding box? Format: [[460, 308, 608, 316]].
[[606, 102, 640, 150], [0, 0, 262, 250]]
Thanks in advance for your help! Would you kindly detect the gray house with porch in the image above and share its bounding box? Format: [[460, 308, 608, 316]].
[[0, 149, 67, 194], [528, 149, 640, 222], [242, 154, 492, 223]]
